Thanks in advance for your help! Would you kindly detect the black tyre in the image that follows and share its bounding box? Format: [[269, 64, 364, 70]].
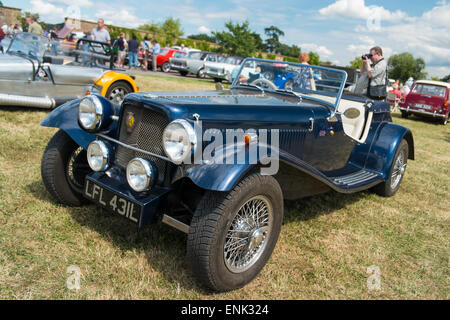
[[161, 62, 171, 73], [105, 81, 133, 104], [401, 111, 408, 118], [179, 70, 188, 76], [41, 130, 92, 206], [187, 173, 284, 291], [197, 68, 206, 78], [373, 139, 408, 197], [441, 117, 448, 125]]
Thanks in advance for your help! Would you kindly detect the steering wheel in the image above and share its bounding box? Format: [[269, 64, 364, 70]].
[[251, 78, 278, 90]]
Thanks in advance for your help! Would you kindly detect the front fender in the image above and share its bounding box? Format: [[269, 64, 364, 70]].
[[182, 142, 280, 191], [41, 98, 95, 149], [96, 71, 138, 97], [366, 122, 414, 179]]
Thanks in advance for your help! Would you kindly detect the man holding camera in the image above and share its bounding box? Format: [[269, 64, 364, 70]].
[[362, 46, 387, 101]]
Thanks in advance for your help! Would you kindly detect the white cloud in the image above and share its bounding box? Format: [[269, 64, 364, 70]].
[[320, 1, 450, 77], [319, 0, 409, 22], [47, 0, 93, 7], [300, 43, 333, 58], [30, 0, 66, 23], [197, 25, 211, 34], [95, 8, 148, 29]]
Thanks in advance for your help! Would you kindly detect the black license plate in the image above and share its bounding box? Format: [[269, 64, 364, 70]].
[[84, 179, 141, 224]]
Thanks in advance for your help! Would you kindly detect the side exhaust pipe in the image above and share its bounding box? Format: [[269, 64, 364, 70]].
[[0, 94, 78, 109]]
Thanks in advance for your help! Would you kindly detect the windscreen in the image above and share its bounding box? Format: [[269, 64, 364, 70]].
[[412, 84, 447, 98], [232, 58, 347, 108], [7, 32, 48, 60]]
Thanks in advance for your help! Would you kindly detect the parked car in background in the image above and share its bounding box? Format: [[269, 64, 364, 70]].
[[138, 47, 186, 72], [399, 80, 449, 125], [204, 55, 244, 82], [170, 51, 222, 78], [0, 33, 138, 108], [39, 58, 414, 291]]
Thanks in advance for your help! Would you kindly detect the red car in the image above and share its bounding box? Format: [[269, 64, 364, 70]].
[[400, 80, 450, 125], [147, 48, 186, 72]]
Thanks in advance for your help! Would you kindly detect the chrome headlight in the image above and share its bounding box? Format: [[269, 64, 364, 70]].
[[162, 119, 197, 163], [78, 95, 103, 131], [87, 140, 109, 172], [126, 158, 155, 192]]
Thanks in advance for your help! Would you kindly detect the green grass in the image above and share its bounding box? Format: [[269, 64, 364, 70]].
[[0, 74, 448, 299]]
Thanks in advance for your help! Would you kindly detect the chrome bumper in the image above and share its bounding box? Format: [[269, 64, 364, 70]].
[[170, 64, 188, 72], [399, 106, 448, 118], [206, 70, 226, 78]]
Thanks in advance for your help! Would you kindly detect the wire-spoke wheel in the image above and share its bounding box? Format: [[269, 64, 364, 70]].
[[224, 196, 273, 273], [373, 139, 409, 197], [187, 173, 283, 292], [390, 150, 407, 190]]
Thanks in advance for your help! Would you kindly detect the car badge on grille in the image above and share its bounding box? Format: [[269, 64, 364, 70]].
[[126, 112, 136, 133]]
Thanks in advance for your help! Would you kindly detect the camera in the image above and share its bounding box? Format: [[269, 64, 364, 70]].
[[361, 54, 373, 60]]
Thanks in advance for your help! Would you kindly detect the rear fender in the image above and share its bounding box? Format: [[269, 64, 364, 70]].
[[365, 122, 414, 179]]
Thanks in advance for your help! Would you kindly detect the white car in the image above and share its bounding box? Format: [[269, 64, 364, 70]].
[[204, 56, 244, 82]]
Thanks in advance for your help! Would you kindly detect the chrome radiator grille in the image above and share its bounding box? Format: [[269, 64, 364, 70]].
[[115, 103, 169, 181]]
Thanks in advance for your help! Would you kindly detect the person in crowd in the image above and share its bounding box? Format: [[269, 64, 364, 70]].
[[0, 27, 5, 53], [151, 38, 160, 71], [140, 36, 152, 70], [353, 61, 369, 96], [91, 18, 110, 44], [363, 46, 387, 100], [127, 34, 139, 69], [81, 33, 92, 66], [50, 29, 59, 56], [180, 43, 188, 53], [400, 83, 410, 98], [405, 77, 414, 89], [26, 15, 43, 35], [389, 82, 402, 99], [294, 53, 315, 91], [1, 23, 8, 35], [116, 32, 128, 68], [90, 18, 111, 65], [13, 24, 22, 35]]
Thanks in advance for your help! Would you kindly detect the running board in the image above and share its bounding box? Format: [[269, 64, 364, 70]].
[[330, 170, 380, 187]]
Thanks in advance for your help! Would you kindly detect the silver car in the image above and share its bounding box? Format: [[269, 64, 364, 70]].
[[169, 51, 222, 78], [0, 33, 137, 108]]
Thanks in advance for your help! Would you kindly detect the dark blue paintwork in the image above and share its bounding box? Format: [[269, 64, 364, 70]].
[[41, 75, 414, 227]]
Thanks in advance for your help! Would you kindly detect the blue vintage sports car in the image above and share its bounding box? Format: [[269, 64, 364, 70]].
[[40, 58, 414, 291]]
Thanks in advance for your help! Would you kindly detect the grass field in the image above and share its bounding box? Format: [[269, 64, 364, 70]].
[[0, 73, 448, 299]]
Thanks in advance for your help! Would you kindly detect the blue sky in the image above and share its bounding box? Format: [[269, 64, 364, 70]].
[[3, 0, 450, 77]]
